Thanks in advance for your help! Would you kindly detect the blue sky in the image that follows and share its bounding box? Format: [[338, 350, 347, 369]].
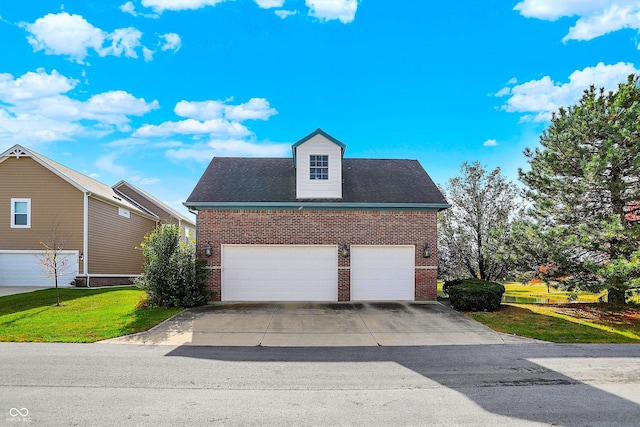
[[1, 1, 638, 216]]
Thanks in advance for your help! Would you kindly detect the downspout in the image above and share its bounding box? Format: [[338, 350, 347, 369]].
[[188, 208, 198, 243], [84, 192, 90, 287]]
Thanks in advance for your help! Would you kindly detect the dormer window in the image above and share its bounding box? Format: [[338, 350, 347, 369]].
[[310, 155, 328, 180]]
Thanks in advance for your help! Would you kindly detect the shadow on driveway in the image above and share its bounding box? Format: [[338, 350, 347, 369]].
[[166, 343, 640, 426]]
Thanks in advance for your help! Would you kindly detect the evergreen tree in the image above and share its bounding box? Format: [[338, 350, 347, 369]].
[[519, 75, 640, 303]]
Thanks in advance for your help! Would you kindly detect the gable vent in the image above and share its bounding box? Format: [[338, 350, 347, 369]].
[[8, 148, 28, 158]]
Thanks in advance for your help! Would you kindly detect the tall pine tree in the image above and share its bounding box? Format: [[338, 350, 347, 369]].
[[519, 75, 640, 303]]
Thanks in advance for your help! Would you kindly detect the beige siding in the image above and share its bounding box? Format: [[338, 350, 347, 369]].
[[116, 185, 176, 223], [87, 197, 156, 275], [295, 135, 343, 199], [0, 157, 84, 273]]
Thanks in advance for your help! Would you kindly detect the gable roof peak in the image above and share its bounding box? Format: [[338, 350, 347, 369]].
[[1, 144, 30, 159], [291, 128, 346, 165]]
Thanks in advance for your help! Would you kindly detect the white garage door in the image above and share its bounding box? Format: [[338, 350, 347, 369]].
[[0, 251, 79, 287], [351, 246, 415, 301], [221, 245, 338, 301]]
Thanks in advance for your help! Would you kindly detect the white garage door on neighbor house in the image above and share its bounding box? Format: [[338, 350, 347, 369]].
[[221, 245, 338, 301], [350, 245, 415, 301], [0, 250, 79, 287]]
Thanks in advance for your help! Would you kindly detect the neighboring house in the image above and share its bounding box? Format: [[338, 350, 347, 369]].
[[113, 180, 195, 240], [184, 129, 450, 302], [0, 145, 193, 287]]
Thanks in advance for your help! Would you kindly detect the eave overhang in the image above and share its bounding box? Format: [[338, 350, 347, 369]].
[[184, 201, 451, 212]]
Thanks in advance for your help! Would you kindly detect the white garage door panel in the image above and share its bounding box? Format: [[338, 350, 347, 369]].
[[222, 245, 337, 301], [351, 246, 415, 301], [0, 251, 78, 287]]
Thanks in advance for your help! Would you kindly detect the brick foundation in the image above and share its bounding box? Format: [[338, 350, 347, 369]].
[[74, 276, 136, 287], [198, 209, 438, 301]]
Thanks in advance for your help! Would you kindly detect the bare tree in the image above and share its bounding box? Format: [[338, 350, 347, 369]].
[[37, 223, 72, 306]]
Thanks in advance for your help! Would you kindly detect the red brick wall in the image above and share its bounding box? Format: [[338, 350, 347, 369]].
[[197, 209, 438, 301]]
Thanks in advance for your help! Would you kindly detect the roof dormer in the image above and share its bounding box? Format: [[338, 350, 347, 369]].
[[292, 129, 345, 199]]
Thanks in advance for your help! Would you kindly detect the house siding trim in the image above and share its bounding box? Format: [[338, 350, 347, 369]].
[[185, 202, 451, 211]]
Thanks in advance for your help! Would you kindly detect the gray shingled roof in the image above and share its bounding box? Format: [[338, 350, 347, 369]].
[[185, 157, 448, 206]]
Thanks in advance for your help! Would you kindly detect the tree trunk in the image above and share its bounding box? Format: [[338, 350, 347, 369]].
[[607, 287, 626, 305]]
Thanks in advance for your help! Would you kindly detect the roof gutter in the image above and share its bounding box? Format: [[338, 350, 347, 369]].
[[183, 201, 451, 212]]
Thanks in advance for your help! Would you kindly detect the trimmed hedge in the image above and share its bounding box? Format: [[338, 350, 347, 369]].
[[442, 279, 464, 295], [447, 279, 505, 312]]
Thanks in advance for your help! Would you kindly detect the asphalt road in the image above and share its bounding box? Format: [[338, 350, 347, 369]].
[[1, 343, 639, 426]]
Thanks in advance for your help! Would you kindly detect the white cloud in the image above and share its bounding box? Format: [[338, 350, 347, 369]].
[[223, 98, 278, 121], [0, 69, 159, 143], [275, 10, 298, 19], [22, 12, 175, 63], [166, 146, 216, 162], [254, 0, 285, 8], [514, 0, 616, 20], [134, 118, 251, 138], [564, 3, 640, 42], [173, 98, 277, 122], [306, 0, 359, 23], [95, 152, 129, 176], [120, 1, 137, 16], [102, 27, 143, 59], [141, 0, 227, 13], [208, 138, 289, 156], [120, 1, 159, 18], [514, 1, 640, 47], [142, 46, 154, 61], [87, 91, 159, 116], [174, 100, 225, 120], [497, 62, 639, 121], [0, 68, 77, 102], [166, 138, 289, 161], [24, 12, 106, 63], [483, 139, 499, 147], [160, 33, 182, 52], [129, 175, 161, 185], [0, 108, 83, 144]]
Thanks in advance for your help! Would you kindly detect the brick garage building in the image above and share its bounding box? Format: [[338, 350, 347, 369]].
[[185, 129, 449, 302]]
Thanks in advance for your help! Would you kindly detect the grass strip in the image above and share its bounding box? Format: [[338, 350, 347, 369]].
[[0, 287, 182, 343], [468, 304, 640, 343]]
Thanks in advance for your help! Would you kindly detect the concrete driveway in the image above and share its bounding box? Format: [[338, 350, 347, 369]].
[[104, 301, 540, 346], [0, 286, 53, 297]]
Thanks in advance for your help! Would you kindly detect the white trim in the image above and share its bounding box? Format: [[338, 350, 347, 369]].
[[83, 192, 89, 276], [10, 198, 31, 228], [415, 266, 437, 270], [0, 249, 78, 255]]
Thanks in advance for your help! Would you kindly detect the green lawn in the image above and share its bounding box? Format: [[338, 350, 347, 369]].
[[468, 303, 640, 343], [0, 287, 182, 342]]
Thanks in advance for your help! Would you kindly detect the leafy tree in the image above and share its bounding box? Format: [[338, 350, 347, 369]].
[[519, 75, 640, 303], [438, 161, 521, 281], [135, 224, 210, 307]]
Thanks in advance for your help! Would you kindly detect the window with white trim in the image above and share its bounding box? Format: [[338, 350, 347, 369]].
[[11, 198, 31, 228], [310, 155, 329, 180]]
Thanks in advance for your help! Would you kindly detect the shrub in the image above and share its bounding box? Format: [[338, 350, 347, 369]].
[[134, 224, 210, 308], [447, 279, 505, 312], [442, 279, 464, 295]]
